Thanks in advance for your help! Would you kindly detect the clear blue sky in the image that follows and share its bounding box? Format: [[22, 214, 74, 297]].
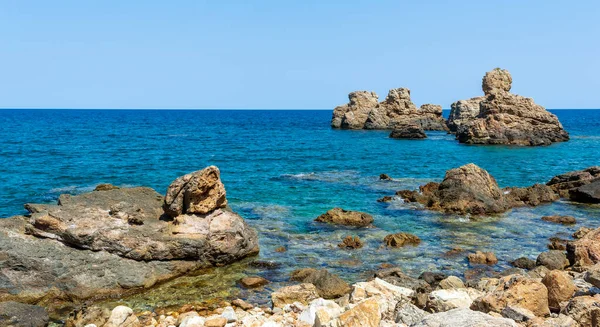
[[1, 1, 598, 109]]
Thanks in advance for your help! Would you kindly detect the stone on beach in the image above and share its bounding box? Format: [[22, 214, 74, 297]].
[[542, 270, 577, 312], [240, 276, 270, 288], [290, 268, 351, 299], [271, 283, 320, 308]]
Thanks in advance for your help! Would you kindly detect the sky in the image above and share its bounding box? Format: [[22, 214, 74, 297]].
[[0, 1, 598, 109]]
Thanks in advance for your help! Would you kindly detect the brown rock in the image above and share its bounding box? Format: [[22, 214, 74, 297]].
[[389, 123, 427, 139], [275, 246, 287, 252], [380, 174, 392, 180], [205, 316, 227, 327], [567, 228, 600, 268], [542, 215, 576, 225], [232, 299, 253, 310], [377, 196, 393, 203], [331, 297, 381, 327], [163, 166, 227, 217], [574, 227, 593, 239], [240, 276, 269, 288], [448, 96, 485, 132], [290, 268, 351, 299], [383, 232, 421, 248], [537, 251, 569, 270], [338, 235, 364, 249], [468, 251, 498, 265], [331, 91, 379, 129], [563, 295, 600, 327], [315, 208, 374, 227], [471, 274, 550, 317], [94, 183, 120, 191], [504, 184, 559, 207], [482, 68, 513, 95], [542, 270, 576, 312], [271, 283, 320, 308], [547, 166, 600, 198]]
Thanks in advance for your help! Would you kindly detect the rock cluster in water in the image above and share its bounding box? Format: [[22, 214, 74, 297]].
[[331, 88, 447, 131], [0, 166, 258, 310], [333, 68, 570, 146]]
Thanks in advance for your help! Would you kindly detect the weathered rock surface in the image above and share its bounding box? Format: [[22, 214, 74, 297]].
[[468, 251, 498, 265], [427, 288, 482, 312], [315, 208, 374, 227], [448, 96, 485, 132], [570, 180, 600, 204], [0, 301, 49, 327], [511, 257, 536, 270], [271, 283, 320, 308], [542, 215, 576, 225], [568, 228, 600, 268], [290, 268, 351, 299], [562, 295, 600, 327], [503, 184, 559, 207], [454, 68, 569, 146], [537, 250, 570, 270], [542, 270, 577, 312], [163, 166, 227, 217], [0, 167, 259, 311], [338, 235, 363, 249], [413, 308, 518, 327], [332, 88, 447, 131], [389, 123, 427, 139], [547, 166, 600, 198], [373, 268, 431, 293], [383, 232, 421, 248], [471, 274, 550, 317], [239, 276, 269, 288]]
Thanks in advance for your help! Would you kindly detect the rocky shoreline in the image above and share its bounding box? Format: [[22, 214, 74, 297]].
[[1, 164, 599, 326], [331, 68, 570, 146]]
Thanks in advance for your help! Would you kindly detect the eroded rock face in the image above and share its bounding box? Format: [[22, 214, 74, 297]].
[[271, 283, 320, 308], [315, 208, 374, 227], [448, 97, 485, 132], [567, 228, 600, 268], [542, 270, 577, 312], [383, 233, 421, 248], [163, 166, 227, 217], [547, 167, 600, 198], [1, 166, 259, 309], [332, 88, 447, 131], [389, 124, 427, 139], [455, 68, 569, 146]]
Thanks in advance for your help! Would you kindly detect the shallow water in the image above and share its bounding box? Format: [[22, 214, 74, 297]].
[[1, 109, 599, 312]]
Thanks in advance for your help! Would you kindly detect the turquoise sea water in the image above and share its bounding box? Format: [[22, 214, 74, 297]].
[[1, 109, 599, 309]]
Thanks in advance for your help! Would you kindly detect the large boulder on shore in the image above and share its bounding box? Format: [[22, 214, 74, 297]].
[[0, 166, 259, 308], [452, 68, 569, 146], [332, 88, 447, 131]]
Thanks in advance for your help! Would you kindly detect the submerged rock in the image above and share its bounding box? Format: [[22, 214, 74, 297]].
[[389, 123, 427, 139], [338, 235, 363, 249], [332, 88, 447, 130], [453, 68, 569, 146], [383, 232, 421, 248], [315, 208, 374, 227], [468, 251, 498, 265], [542, 215, 576, 225]]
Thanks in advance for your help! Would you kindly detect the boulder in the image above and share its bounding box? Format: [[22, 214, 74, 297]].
[[447, 96, 485, 132], [389, 123, 427, 139], [412, 308, 518, 327], [542, 270, 577, 312], [397, 163, 508, 215], [298, 298, 343, 326], [383, 232, 421, 248], [471, 274, 550, 317], [271, 283, 320, 308], [456, 68, 569, 146], [547, 166, 600, 198], [332, 88, 447, 131], [468, 251, 498, 265], [163, 166, 227, 216], [426, 288, 482, 312], [562, 295, 600, 327], [239, 276, 269, 288], [574, 227, 593, 239], [542, 215, 577, 225], [503, 184, 559, 207], [315, 208, 374, 227], [338, 235, 363, 249], [570, 180, 600, 204], [350, 278, 414, 320], [290, 268, 351, 299], [0, 301, 49, 327], [567, 228, 600, 267], [583, 263, 600, 288], [374, 268, 431, 292], [511, 257, 536, 270], [327, 297, 381, 327], [394, 300, 428, 325], [439, 276, 465, 289], [537, 251, 570, 270]]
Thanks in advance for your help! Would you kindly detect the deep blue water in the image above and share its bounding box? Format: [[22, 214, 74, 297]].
[[1, 109, 599, 308]]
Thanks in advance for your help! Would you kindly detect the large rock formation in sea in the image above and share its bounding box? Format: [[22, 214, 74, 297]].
[[450, 68, 569, 145], [331, 88, 447, 131], [396, 163, 558, 215], [547, 166, 600, 203], [0, 166, 258, 309]]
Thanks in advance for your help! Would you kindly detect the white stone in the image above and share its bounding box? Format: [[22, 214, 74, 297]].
[[104, 306, 134, 327], [180, 315, 205, 327], [298, 298, 343, 326], [221, 306, 237, 323]]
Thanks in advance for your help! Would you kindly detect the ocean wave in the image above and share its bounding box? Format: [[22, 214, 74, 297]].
[[48, 185, 96, 194], [276, 170, 360, 183]]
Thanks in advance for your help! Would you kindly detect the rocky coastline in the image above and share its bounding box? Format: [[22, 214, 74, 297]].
[[332, 68, 570, 146]]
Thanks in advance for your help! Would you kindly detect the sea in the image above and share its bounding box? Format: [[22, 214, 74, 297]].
[[0, 109, 599, 311]]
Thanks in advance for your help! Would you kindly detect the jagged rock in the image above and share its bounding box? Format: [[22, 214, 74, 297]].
[[394, 299, 428, 325], [542, 270, 577, 312], [163, 166, 227, 216], [290, 268, 351, 299], [468, 251, 498, 265], [537, 251, 569, 270], [383, 232, 421, 248], [562, 295, 600, 327], [350, 278, 413, 321], [315, 208, 373, 227], [511, 257, 536, 270], [328, 297, 381, 327], [447, 96, 485, 132], [528, 266, 550, 279], [379, 173, 393, 180], [413, 308, 518, 327], [271, 283, 320, 308], [389, 123, 427, 139], [542, 215, 576, 225], [331, 91, 379, 129], [419, 272, 448, 288], [426, 288, 482, 312], [583, 263, 600, 288], [332, 88, 447, 131], [567, 228, 600, 268], [338, 235, 363, 249], [0, 301, 49, 327], [574, 227, 593, 239], [570, 180, 600, 203], [298, 298, 343, 326], [503, 184, 559, 207], [456, 68, 569, 146], [501, 305, 536, 322], [471, 274, 550, 317], [373, 267, 431, 292], [547, 167, 600, 198]]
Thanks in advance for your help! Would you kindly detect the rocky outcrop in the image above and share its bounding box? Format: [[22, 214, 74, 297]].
[[383, 232, 421, 248], [447, 96, 485, 132], [454, 68, 569, 146], [315, 208, 374, 227], [0, 166, 258, 308], [389, 123, 427, 139], [338, 235, 364, 249], [567, 227, 600, 268], [547, 167, 600, 197], [542, 215, 576, 225], [332, 88, 447, 131], [395, 163, 559, 215]]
